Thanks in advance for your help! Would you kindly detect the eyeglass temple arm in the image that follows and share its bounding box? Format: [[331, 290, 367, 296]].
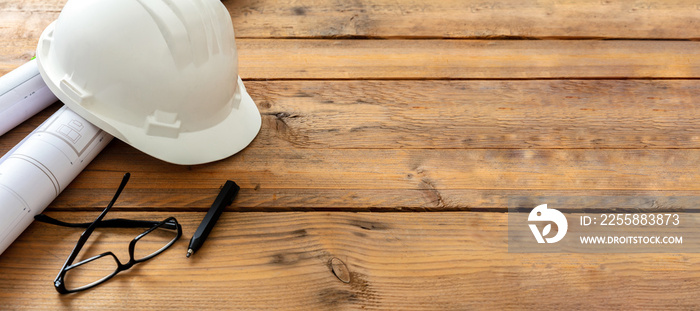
[[35, 214, 178, 230], [58, 173, 131, 272]]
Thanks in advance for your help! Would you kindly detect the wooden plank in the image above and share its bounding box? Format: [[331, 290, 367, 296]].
[[1, 211, 699, 310], [42, 145, 700, 206], [9, 39, 700, 79], [227, 0, 700, 40], [247, 80, 700, 149], [6, 79, 700, 152], [237, 39, 700, 79], [10, 40, 700, 79], [3, 0, 700, 47]]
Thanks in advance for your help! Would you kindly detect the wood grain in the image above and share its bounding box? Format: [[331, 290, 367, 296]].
[[4, 3, 700, 78], [8, 39, 700, 80], [236, 39, 700, 79], [50, 187, 700, 212], [7, 39, 700, 79], [226, 0, 700, 39], [1, 212, 698, 310], [0, 0, 61, 72], [247, 80, 700, 149], [5, 0, 700, 47], [26, 142, 700, 211], [4, 79, 700, 151], [81, 146, 700, 190], [3, 99, 700, 211]]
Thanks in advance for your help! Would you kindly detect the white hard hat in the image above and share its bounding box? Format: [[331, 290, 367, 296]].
[[36, 0, 261, 165]]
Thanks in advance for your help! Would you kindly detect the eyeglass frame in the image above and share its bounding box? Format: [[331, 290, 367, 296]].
[[37, 173, 182, 294]]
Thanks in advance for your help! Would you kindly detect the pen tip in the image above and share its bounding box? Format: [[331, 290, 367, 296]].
[[186, 249, 193, 258]]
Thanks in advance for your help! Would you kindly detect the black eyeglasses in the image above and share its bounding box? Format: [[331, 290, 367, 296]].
[[35, 173, 182, 294]]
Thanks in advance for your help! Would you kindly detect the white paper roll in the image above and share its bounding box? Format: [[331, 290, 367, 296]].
[[0, 106, 113, 255], [0, 59, 58, 136]]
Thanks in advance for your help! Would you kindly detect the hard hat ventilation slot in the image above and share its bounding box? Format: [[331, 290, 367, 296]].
[[145, 110, 181, 138], [39, 28, 54, 58], [59, 77, 91, 105]]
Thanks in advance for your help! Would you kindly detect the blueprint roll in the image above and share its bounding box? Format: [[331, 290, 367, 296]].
[[0, 58, 58, 136], [0, 106, 113, 255]]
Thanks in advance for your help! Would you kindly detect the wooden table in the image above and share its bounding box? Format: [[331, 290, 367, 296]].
[[2, 0, 700, 309]]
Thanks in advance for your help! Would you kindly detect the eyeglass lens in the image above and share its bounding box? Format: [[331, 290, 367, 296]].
[[61, 222, 179, 292], [133, 221, 180, 261], [63, 253, 119, 291]]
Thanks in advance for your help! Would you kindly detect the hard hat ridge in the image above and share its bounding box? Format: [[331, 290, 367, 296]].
[[135, 0, 233, 68]]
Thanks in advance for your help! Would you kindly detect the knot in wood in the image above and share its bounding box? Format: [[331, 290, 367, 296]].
[[329, 257, 351, 283]]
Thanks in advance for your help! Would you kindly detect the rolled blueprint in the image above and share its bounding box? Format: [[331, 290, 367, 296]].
[[0, 59, 57, 136], [0, 106, 113, 255]]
